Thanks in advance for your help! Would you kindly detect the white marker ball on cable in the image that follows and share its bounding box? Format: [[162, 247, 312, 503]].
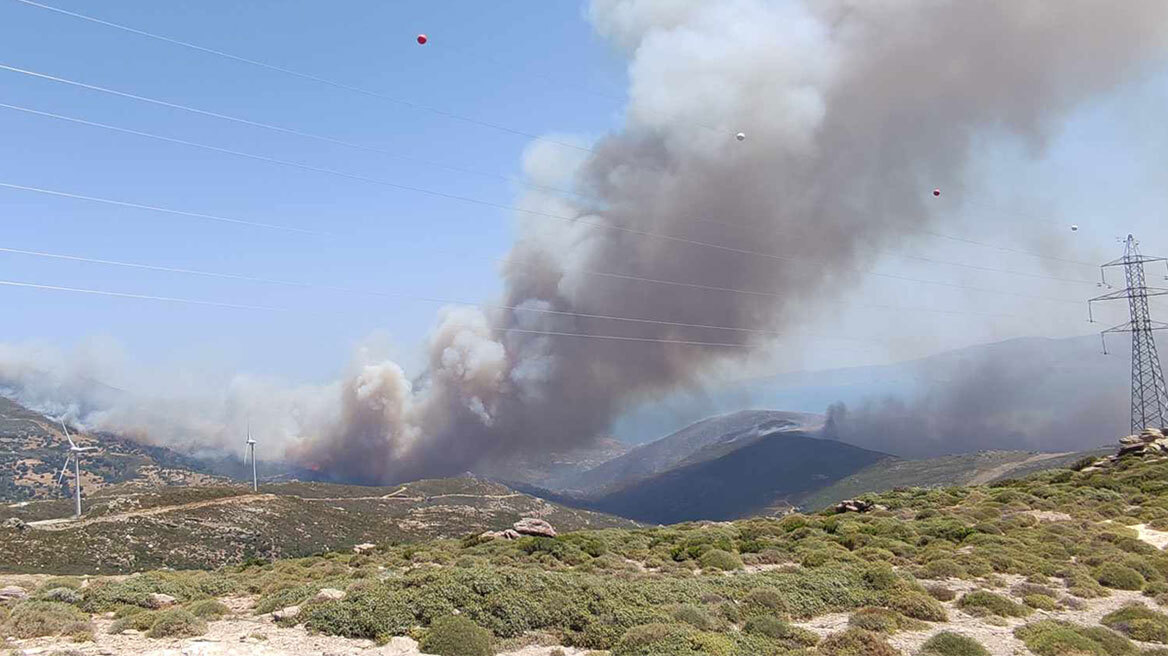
[[1070, 224, 1079, 232], [736, 132, 746, 142]]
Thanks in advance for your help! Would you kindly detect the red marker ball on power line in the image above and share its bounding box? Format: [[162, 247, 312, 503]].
[[417, 34, 428, 45], [932, 189, 941, 197]]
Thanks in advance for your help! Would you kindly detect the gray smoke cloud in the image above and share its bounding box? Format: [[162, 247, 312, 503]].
[[822, 336, 1136, 457], [4, 1, 1168, 482]]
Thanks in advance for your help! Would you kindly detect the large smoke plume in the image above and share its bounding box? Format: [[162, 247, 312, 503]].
[[5, 1, 1168, 482]]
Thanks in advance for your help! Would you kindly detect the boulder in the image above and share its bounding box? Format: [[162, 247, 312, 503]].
[[513, 518, 557, 538], [0, 585, 28, 601], [481, 529, 521, 541], [1121, 434, 1144, 445], [1, 517, 26, 531], [352, 543, 377, 554], [145, 592, 178, 608], [313, 588, 345, 602], [272, 605, 301, 622], [835, 499, 882, 514]]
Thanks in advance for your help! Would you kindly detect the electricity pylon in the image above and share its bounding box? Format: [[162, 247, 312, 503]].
[[1089, 234, 1168, 433]]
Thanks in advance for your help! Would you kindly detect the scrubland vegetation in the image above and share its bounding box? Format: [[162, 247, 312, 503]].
[[7, 454, 1168, 654]]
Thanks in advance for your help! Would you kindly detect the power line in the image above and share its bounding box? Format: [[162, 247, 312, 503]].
[[0, 62, 584, 201], [0, 102, 1100, 293], [0, 244, 799, 338], [0, 276, 766, 349], [0, 177, 1084, 314], [0, 182, 322, 235], [0, 278, 284, 311], [9, 0, 593, 154], [0, 62, 1098, 278]]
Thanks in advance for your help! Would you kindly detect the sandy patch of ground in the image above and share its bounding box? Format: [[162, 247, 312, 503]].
[[795, 575, 1155, 656], [1133, 523, 1168, 550], [5, 613, 589, 656]]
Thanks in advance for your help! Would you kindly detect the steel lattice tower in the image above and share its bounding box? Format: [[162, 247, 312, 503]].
[[1089, 235, 1168, 433]]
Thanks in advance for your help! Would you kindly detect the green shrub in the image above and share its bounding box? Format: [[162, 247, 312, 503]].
[[1015, 620, 1137, 656], [741, 615, 817, 646], [925, 584, 957, 602], [303, 587, 415, 643], [888, 592, 948, 622], [1102, 603, 1168, 643], [38, 587, 82, 604], [186, 599, 230, 619], [670, 604, 718, 631], [742, 587, 787, 613], [109, 610, 157, 634], [146, 609, 207, 639], [922, 559, 966, 579], [1023, 594, 1058, 611], [612, 623, 704, 656], [847, 607, 923, 634], [418, 616, 493, 656], [817, 628, 900, 656], [919, 632, 990, 656], [698, 549, 743, 571], [956, 591, 1031, 618], [4, 601, 92, 639], [1095, 563, 1147, 590]]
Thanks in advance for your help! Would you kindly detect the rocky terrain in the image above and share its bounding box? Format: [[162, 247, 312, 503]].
[[4, 428, 1168, 655], [0, 397, 226, 502]]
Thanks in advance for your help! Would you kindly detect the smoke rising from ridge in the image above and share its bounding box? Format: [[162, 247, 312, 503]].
[[4, 1, 1168, 481]]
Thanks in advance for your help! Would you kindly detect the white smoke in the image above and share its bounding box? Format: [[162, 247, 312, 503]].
[[3, 0, 1168, 482]]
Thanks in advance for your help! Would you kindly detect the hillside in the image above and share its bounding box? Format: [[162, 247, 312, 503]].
[[0, 397, 227, 501], [0, 477, 636, 574], [578, 432, 889, 523], [560, 409, 821, 494], [796, 449, 1108, 512], [4, 433, 1168, 655]]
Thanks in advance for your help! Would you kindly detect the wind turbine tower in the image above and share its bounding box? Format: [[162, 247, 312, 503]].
[[57, 420, 95, 518], [244, 422, 258, 492]]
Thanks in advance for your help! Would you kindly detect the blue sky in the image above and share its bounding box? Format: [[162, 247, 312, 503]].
[[0, 0, 627, 381], [1, 0, 1167, 416]]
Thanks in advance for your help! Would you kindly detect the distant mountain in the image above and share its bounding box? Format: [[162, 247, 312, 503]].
[[472, 437, 630, 490], [577, 431, 889, 524], [557, 409, 821, 494], [0, 397, 227, 502], [611, 335, 1130, 458]]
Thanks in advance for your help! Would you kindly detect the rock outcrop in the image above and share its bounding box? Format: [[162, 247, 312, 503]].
[[513, 518, 557, 538]]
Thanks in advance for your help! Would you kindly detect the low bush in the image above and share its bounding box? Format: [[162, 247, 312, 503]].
[[4, 601, 92, 639], [925, 584, 957, 602], [419, 615, 493, 656], [817, 628, 900, 656], [888, 592, 948, 622], [1102, 603, 1168, 643], [1023, 594, 1058, 611], [956, 591, 1032, 618], [186, 599, 230, 619], [741, 615, 818, 646], [669, 604, 718, 631], [919, 632, 990, 656], [1095, 563, 1147, 591], [698, 549, 743, 571], [847, 607, 925, 634], [38, 587, 82, 604], [1014, 620, 1137, 656], [146, 609, 208, 639]]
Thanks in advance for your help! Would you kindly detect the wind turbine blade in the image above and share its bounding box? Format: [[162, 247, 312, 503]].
[[58, 457, 72, 484], [59, 419, 77, 449]]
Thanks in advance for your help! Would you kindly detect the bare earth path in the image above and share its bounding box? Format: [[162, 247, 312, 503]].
[[26, 494, 278, 530]]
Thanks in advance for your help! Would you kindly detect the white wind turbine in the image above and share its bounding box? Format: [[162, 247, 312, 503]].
[[243, 421, 258, 492], [57, 419, 96, 518]]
